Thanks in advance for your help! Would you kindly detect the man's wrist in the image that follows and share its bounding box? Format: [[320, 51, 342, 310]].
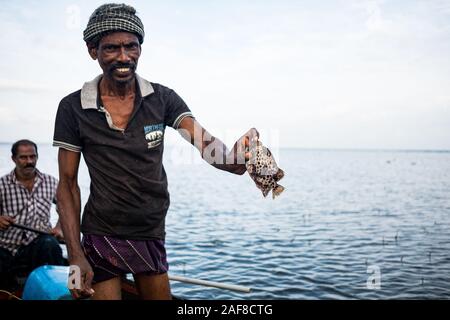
[[230, 164, 247, 175]]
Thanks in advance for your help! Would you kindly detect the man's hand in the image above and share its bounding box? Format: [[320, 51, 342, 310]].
[[229, 127, 260, 175], [50, 226, 64, 241], [241, 127, 260, 161], [0, 216, 15, 231], [69, 255, 95, 299]]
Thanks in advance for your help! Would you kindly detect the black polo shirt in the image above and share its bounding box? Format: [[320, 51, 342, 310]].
[[53, 74, 194, 240]]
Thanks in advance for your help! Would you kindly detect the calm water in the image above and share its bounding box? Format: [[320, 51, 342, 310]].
[[1, 144, 450, 299]]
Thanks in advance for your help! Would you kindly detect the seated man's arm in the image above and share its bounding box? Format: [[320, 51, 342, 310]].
[[0, 194, 15, 230], [0, 216, 15, 231]]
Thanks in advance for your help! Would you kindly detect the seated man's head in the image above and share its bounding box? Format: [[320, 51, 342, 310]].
[[11, 139, 38, 177], [83, 3, 145, 84]]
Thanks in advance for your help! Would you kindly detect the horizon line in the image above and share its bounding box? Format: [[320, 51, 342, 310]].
[[0, 142, 449, 153]]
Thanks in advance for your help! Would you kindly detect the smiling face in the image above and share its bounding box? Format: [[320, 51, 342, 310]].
[[12, 144, 38, 178], [88, 32, 141, 85]]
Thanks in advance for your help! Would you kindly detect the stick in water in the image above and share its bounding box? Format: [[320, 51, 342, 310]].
[[169, 274, 251, 293]]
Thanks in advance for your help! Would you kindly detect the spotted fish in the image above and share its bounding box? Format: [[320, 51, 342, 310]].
[[246, 141, 285, 199]]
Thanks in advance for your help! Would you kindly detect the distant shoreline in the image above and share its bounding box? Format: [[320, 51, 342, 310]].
[[1, 142, 449, 154]]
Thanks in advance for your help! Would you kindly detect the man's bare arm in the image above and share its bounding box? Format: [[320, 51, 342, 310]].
[[177, 117, 259, 175], [56, 148, 94, 298], [56, 149, 82, 257]]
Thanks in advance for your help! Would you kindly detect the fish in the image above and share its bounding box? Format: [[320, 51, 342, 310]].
[[246, 141, 285, 199]]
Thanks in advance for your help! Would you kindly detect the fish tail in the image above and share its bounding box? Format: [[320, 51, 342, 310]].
[[272, 184, 285, 199]]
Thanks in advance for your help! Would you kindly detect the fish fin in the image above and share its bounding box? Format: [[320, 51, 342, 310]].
[[272, 184, 285, 199], [262, 188, 270, 198], [275, 169, 285, 181]]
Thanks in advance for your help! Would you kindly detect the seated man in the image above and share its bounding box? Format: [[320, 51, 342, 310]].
[[0, 140, 65, 289]]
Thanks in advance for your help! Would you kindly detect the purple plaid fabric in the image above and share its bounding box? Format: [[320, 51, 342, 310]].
[[0, 169, 57, 255], [82, 234, 168, 283]]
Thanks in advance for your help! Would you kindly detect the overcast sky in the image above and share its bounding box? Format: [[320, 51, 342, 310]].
[[1, 0, 450, 149]]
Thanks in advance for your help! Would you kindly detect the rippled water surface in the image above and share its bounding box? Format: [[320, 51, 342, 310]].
[[1, 144, 450, 299]]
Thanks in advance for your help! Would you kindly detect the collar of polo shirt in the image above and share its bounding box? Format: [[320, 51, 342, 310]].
[[80, 73, 154, 110]]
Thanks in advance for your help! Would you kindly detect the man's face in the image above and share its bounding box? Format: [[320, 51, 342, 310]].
[[90, 32, 141, 84], [12, 144, 37, 176]]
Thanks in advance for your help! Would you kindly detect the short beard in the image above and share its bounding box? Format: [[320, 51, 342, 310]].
[[112, 74, 135, 86]]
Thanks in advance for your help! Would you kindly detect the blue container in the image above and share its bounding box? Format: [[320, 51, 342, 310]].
[[22, 265, 73, 300]]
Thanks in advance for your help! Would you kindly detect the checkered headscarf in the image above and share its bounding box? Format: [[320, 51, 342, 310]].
[[83, 3, 145, 45]]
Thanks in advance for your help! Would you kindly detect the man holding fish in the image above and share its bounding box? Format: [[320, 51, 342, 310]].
[[53, 3, 272, 300]]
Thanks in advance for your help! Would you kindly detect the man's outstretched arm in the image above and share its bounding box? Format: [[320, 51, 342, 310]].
[[177, 117, 259, 175]]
